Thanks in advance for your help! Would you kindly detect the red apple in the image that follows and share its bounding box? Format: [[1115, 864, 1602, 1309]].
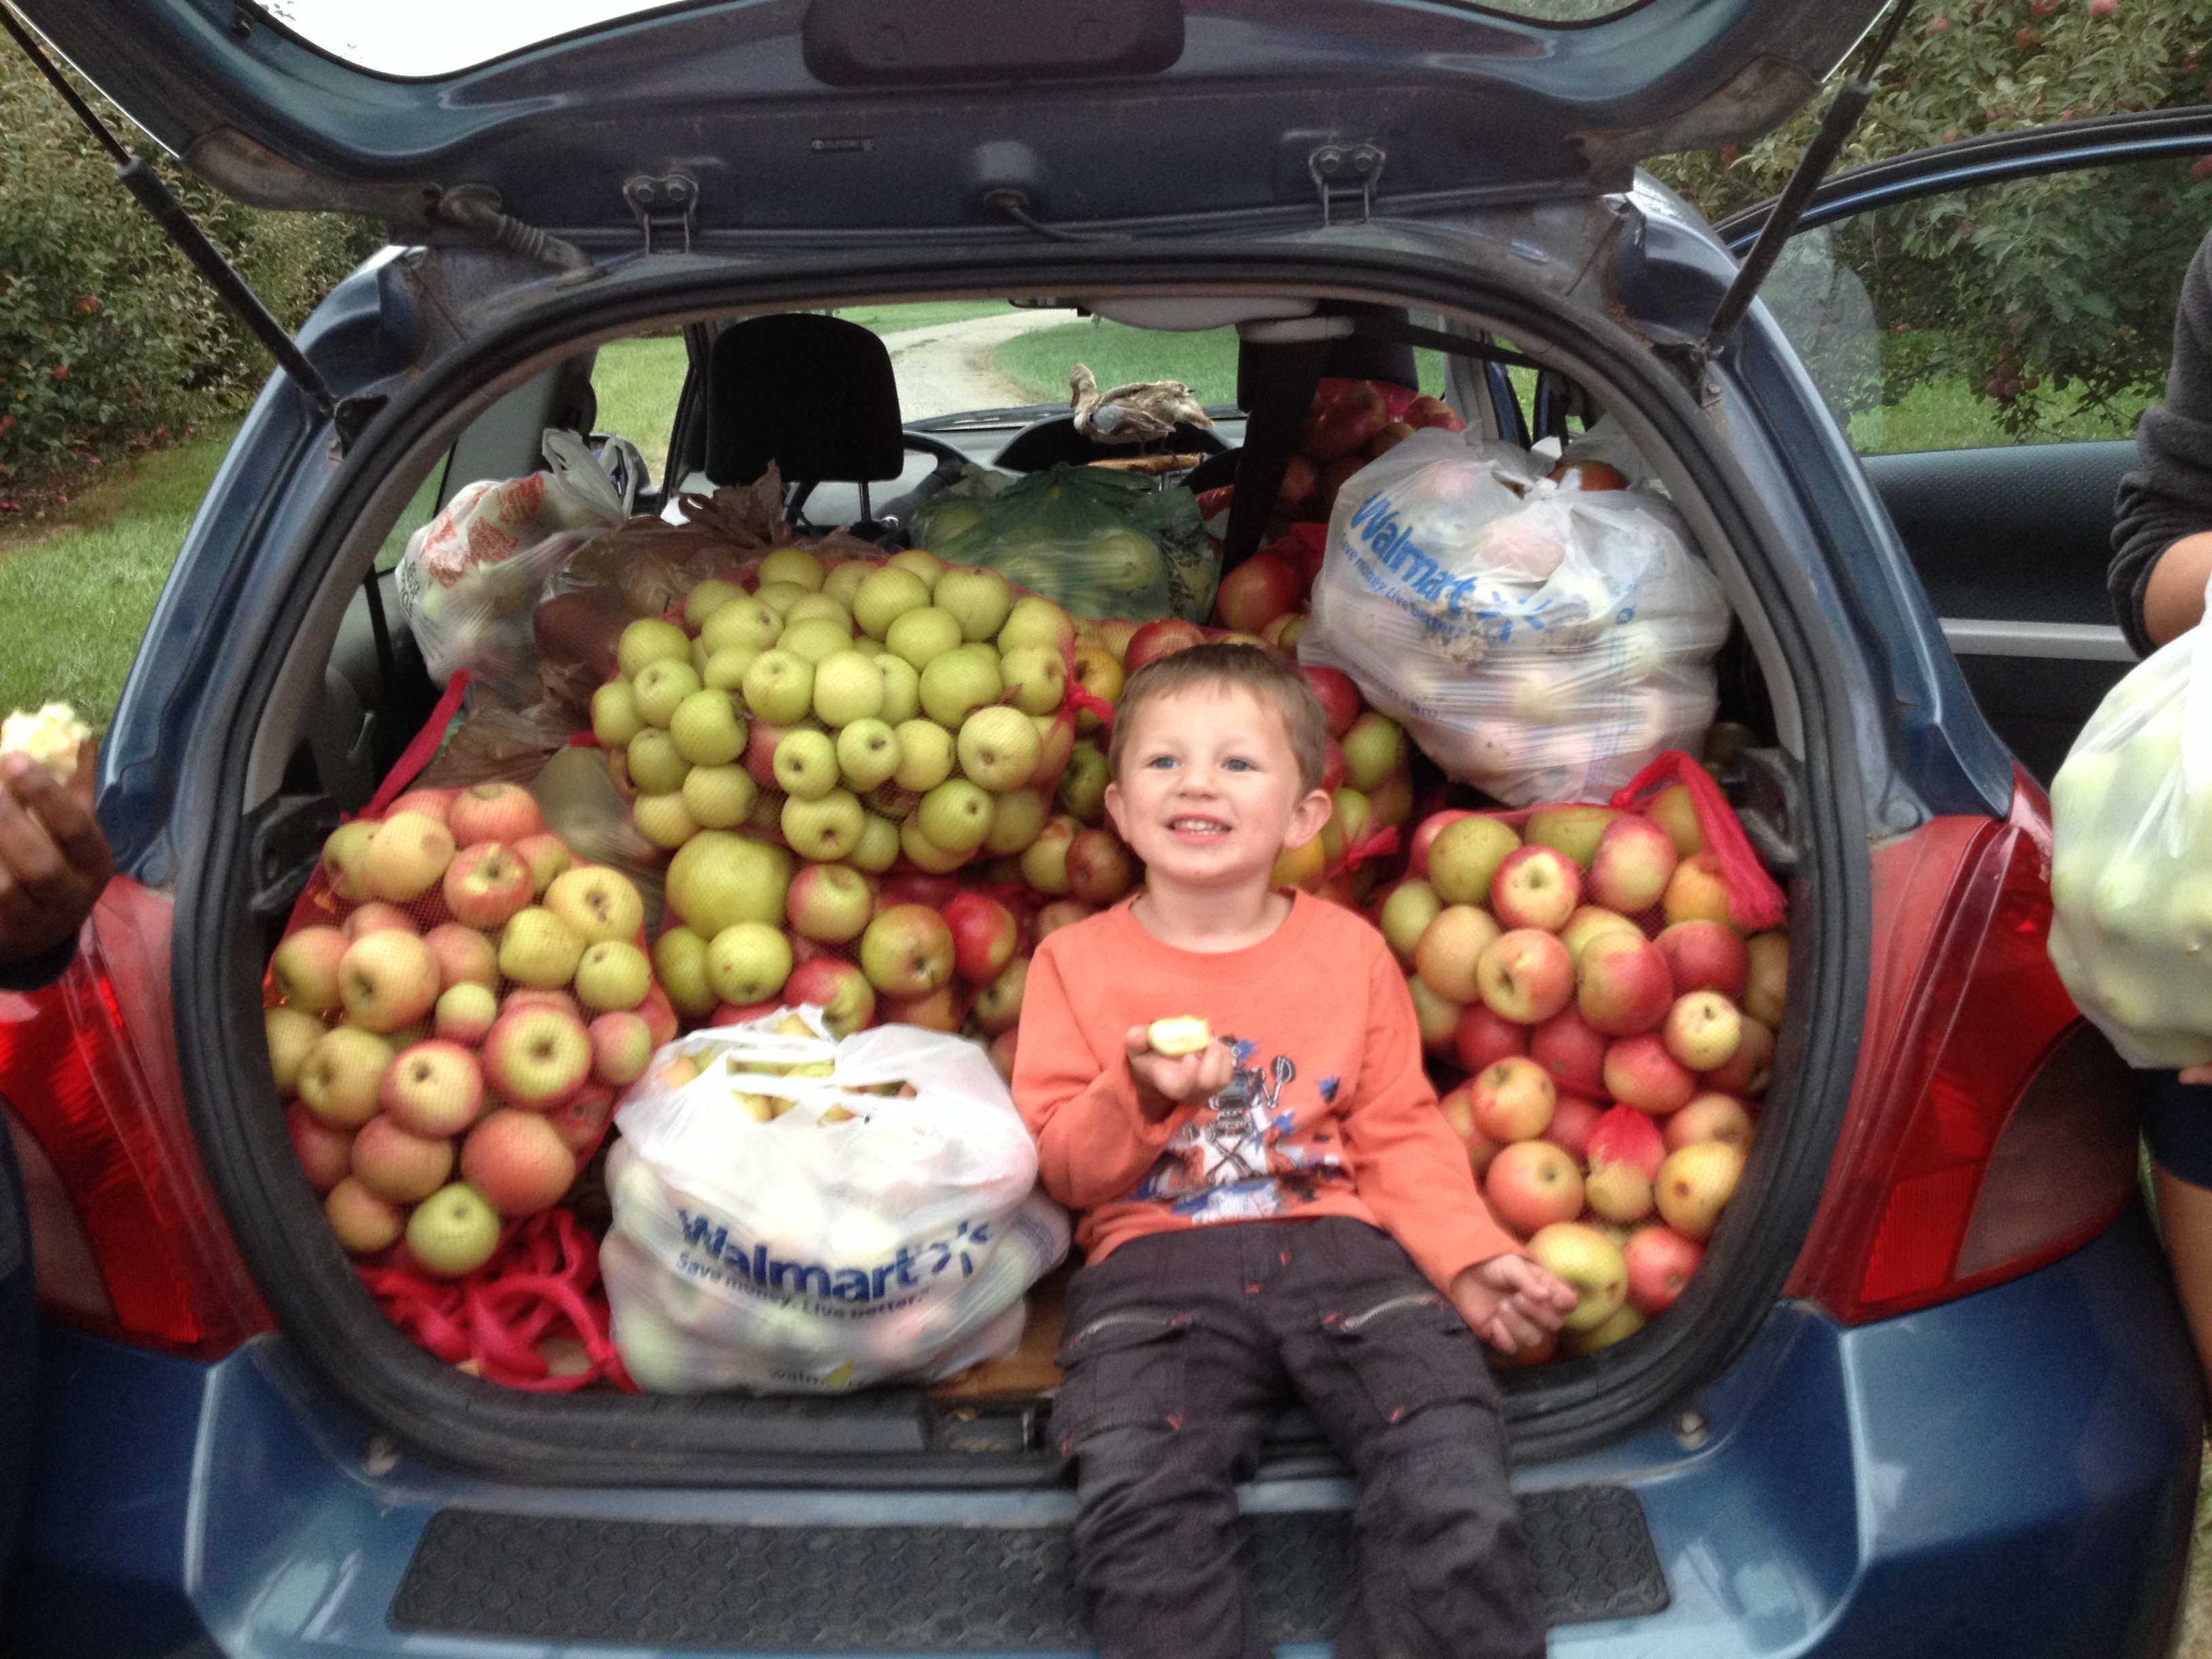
[[1300, 665, 1363, 740], [972, 956, 1027, 1036], [1624, 1225, 1704, 1315], [1662, 852, 1735, 929], [1408, 974, 1463, 1052], [546, 1082, 617, 1160], [459, 1108, 579, 1216], [876, 873, 962, 914], [1475, 928, 1574, 1025], [588, 1011, 654, 1088], [1576, 931, 1673, 1037], [512, 832, 572, 896], [1123, 618, 1206, 672], [943, 891, 1019, 984], [1666, 1092, 1755, 1153], [1541, 1092, 1602, 1162], [422, 922, 498, 991], [636, 984, 680, 1048], [1603, 1033, 1696, 1115], [482, 1004, 593, 1110], [711, 1000, 783, 1027], [784, 956, 878, 1038], [1744, 931, 1788, 1027], [1653, 920, 1750, 1000], [1454, 1002, 1529, 1074], [1214, 552, 1308, 636], [1408, 808, 1477, 880], [270, 926, 351, 1014], [1469, 1055, 1556, 1143], [363, 811, 456, 903], [1559, 905, 1643, 968], [1066, 828, 1139, 907], [343, 901, 419, 941], [443, 841, 535, 930], [286, 1103, 355, 1193], [882, 984, 961, 1032], [1484, 1139, 1584, 1236], [380, 1039, 485, 1137], [383, 787, 456, 825], [501, 985, 583, 1021], [1702, 1015, 1774, 1097], [1490, 844, 1584, 934], [1529, 1005, 1608, 1097], [447, 782, 544, 848], [325, 1176, 405, 1253], [1654, 1141, 1744, 1240], [1035, 899, 1094, 940], [337, 929, 442, 1033], [1436, 1084, 1504, 1177], [1587, 814, 1678, 916], [350, 1113, 455, 1203], [1663, 990, 1742, 1072]]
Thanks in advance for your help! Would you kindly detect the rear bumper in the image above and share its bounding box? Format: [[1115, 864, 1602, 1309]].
[[5, 1206, 2198, 1658]]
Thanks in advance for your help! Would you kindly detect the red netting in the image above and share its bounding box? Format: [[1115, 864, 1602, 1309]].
[[1608, 751, 1787, 933]]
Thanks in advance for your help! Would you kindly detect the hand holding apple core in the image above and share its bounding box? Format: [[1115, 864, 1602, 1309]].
[[1125, 1025, 1232, 1122]]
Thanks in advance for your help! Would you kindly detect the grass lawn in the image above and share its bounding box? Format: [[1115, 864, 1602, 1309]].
[[0, 424, 237, 732], [994, 319, 1449, 409], [1851, 375, 2150, 454]]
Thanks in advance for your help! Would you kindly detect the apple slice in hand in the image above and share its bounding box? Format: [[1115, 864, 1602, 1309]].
[[1147, 1017, 1212, 1057]]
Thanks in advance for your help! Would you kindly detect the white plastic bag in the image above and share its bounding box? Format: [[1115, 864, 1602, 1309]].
[[395, 429, 642, 702], [601, 1007, 1068, 1393], [1298, 426, 1732, 805], [2048, 609, 2212, 1066]]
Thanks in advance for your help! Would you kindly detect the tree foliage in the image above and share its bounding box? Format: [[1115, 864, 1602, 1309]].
[[0, 49, 380, 482], [1650, 0, 2212, 437]]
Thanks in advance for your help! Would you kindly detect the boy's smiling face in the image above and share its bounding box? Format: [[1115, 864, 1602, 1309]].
[[1105, 682, 1332, 897]]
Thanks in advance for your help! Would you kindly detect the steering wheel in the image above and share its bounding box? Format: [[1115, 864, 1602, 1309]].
[[788, 430, 974, 534]]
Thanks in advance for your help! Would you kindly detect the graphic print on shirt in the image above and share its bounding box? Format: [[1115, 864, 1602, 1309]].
[[1126, 1037, 1351, 1223]]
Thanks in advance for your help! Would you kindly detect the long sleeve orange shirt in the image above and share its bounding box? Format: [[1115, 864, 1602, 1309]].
[[1011, 890, 1525, 1294]]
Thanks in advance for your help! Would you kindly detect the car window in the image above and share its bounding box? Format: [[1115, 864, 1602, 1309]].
[[1765, 155, 2211, 455]]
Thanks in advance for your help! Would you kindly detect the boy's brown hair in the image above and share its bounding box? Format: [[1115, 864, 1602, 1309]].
[[1105, 642, 1330, 794]]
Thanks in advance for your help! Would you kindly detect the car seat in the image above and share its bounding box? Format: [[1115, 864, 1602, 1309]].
[[703, 313, 907, 526]]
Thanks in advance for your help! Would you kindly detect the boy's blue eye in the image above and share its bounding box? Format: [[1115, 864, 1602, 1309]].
[[1223, 758, 1252, 771], [1145, 755, 1177, 769]]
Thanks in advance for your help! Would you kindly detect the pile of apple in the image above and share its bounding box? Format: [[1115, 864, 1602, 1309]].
[[265, 783, 674, 1279], [1379, 791, 1788, 1363]]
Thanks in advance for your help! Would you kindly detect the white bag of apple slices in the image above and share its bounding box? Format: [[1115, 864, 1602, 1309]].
[[1300, 424, 1732, 806], [601, 1006, 1068, 1393], [2049, 586, 2212, 1066]]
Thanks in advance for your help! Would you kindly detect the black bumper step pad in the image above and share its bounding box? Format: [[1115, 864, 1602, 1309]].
[[391, 1482, 1666, 1648]]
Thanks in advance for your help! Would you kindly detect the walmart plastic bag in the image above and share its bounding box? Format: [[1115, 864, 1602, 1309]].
[[924, 464, 1217, 623], [2048, 606, 2212, 1066], [600, 1007, 1068, 1393], [1298, 427, 1731, 805], [396, 429, 642, 702]]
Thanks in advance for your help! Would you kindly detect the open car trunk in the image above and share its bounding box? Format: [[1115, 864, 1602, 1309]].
[[163, 225, 1870, 1490]]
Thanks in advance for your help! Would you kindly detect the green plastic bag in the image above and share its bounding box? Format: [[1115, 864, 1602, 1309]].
[[920, 464, 1217, 623]]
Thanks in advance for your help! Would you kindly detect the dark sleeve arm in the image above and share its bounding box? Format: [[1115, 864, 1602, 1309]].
[[0, 934, 76, 993], [2112, 231, 2212, 657]]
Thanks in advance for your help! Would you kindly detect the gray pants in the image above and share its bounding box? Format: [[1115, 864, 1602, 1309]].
[[1052, 1218, 1547, 1659]]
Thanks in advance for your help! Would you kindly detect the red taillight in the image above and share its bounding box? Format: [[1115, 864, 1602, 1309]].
[[1786, 772, 2137, 1324], [0, 878, 270, 1354]]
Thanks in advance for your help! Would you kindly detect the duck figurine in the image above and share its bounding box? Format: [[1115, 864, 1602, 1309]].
[[1069, 363, 1214, 449]]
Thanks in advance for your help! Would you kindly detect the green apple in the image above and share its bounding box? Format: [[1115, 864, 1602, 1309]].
[[893, 719, 956, 791], [836, 718, 903, 792], [681, 763, 756, 830], [811, 650, 886, 727], [851, 812, 902, 874], [691, 636, 712, 677], [632, 657, 703, 728], [918, 778, 995, 855], [920, 651, 1002, 729], [876, 653, 922, 723], [575, 939, 653, 1011], [265, 1004, 326, 1095], [670, 687, 747, 766], [544, 865, 645, 944], [1020, 815, 1080, 893], [1340, 712, 1408, 792], [632, 791, 699, 849], [781, 787, 867, 863], [1428, 815, 1521, 907], [617, 617, 690, 678], [779, 617, 853, 665], [983, 787, 1049, 856], [742, 649, 815, 724], [899, 817, 970, 874], [886, 606, 964, 670], [783, 592, 851, 630], [853, 567, 934, 639], [958, 705, 1042, 791], [701, 596, 781, 654], [773, 729, 841, 800], [757, 547, 826, 592], [706, 922, 794, 1005], [1057, 741, 1110, 823], [665, 830, 792, 935], [683, 578, 746, 632], [627, 728, 692, 796], [406, 1182, 503, 1278], [498, 906, 586, 988], [652, 926, 718, 1017], [701, 644, 760, 693], [823, 558, 874, 610], [998, 645, 1066, 716], [998, 595, 1074, 655], [754, 580, 811, 617], [933, 565, 1014, 642], [592, 679, 644, 747]]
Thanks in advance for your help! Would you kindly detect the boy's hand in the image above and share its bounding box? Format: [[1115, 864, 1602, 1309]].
[[0, 738, 110, 969], [1125, 1026, 1231, 1123], [2183, 1065, 2212, 1086], [1450, 1254, 1579, 1356]]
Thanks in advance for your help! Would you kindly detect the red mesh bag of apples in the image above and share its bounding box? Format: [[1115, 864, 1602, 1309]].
[[264, 747, 665, 1390], [1375, 750, 1790, 1365]]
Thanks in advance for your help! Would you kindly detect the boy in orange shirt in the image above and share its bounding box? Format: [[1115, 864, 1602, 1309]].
[[1012, 643, 1574, 1659]]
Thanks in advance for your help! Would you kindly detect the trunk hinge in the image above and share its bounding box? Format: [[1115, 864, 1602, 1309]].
[[1310, 142, 1385, 226], [432, 186, 601, 285], [626, 173, 701, 253], [1658, 0, 1914, 393]]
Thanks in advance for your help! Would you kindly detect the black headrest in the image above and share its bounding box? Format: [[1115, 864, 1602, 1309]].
[[704, 313, 905, 486]]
